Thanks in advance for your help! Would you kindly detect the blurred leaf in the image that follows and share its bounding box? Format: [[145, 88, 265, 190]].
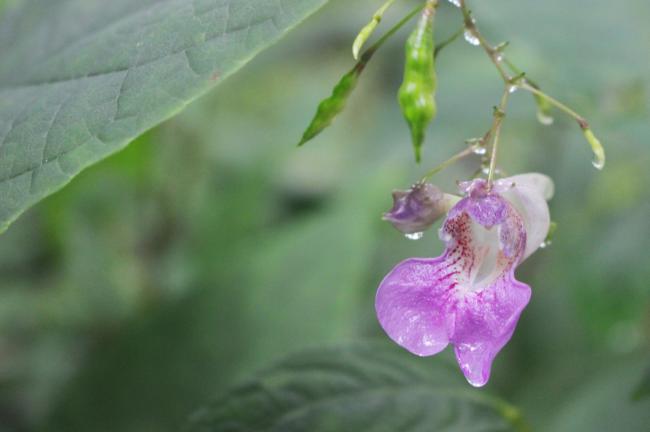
[[186, 342, 528, 432], [544, 357, 650, 432], [633, 366, 650, 400], [0, 0, 328, 231], [44, 186, 384, 432]]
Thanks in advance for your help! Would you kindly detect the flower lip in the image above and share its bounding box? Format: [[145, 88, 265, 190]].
[[376, 175, 552, 386]]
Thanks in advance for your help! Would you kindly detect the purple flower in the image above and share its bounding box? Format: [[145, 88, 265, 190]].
[[383, 182, 458, 235], [376, 173, 553, 386]]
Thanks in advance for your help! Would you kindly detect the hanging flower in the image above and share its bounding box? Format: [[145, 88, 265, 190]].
[[383, 182, 458, 236], [376, 173, 553, 386]]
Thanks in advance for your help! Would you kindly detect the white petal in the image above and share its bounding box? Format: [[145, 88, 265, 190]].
[[496, 173, 554, 261]]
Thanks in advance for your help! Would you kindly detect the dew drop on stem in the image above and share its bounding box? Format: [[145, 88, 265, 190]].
[[463, 30, 480, 46]]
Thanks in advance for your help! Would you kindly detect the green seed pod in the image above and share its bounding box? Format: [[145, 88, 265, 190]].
[[582, 127, 605, 170], [533, 92, 554, 125], [298, 64, 362, 147], [398, 1, 438, 162], [352, 0, 396, 60]]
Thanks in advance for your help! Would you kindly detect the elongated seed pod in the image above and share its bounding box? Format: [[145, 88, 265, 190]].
[[398, 1, 438, 162], [297, 63, 363, 147], [352, 0, 396, 60]]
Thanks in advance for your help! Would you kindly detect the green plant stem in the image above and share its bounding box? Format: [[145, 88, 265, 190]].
[[458, 0, 511, 83], [459, 1, 590, 129], [420, 145, 477, 181], [434, 26, 464, 56], [487, 88, 510, 187], [517, 81, 589, 127]]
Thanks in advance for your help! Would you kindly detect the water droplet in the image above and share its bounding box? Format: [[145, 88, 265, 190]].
[[463, 30, 480, 46], [507, 85, 518, 94], [405, 232, 424, 240], [592, 158, 605, 170], [539, 240, 552, 249], [472, 146, 487, 155], [495, 53, 504, 62], [447, 0, 461, 7], [481, 166, 490, 175], [536, 110, 554, 125]]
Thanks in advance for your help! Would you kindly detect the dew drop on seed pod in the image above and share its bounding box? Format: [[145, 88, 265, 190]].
[[536, 110, 554, 126], [463, 30, 480, 46], [592, 157, 605, 170], [405, 232, 424, 240]]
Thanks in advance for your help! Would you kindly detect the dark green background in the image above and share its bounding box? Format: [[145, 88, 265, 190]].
[[0, 0, 648, 430]]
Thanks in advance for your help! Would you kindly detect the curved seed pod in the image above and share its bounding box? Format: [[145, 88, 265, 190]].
[[352, 0, 396, 60], [298, 5, 422, 147], [398, 0, 438, 162], [298, 66, 360, 146], [534, 92, 554, 125], [581, 126, 605, 170]]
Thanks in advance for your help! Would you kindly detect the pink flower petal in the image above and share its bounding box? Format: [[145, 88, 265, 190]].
[[376, 178, 538, 386]]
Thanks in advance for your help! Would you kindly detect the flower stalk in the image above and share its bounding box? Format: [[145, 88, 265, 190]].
[[487, 88, 510, 187], [458, 0, 605, 171]]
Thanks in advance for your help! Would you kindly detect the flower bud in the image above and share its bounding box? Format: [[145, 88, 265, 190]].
[[382, 182, 455, 235]]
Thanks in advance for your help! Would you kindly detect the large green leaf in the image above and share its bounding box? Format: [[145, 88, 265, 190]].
[[186, 343, 529, 432], [0, 0, 327, 231]]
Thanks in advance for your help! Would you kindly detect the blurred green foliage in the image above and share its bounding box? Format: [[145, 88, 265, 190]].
[[0, 0, 648, 431], [187, 343, 527, 432]]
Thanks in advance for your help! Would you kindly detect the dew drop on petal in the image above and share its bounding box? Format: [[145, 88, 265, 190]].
[[463, 30, 480, 46], [405, 232, 424, 240]]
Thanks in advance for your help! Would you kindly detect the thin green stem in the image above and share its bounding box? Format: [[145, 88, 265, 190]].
[[458, 4, 589, 128], [420, 145, 477, 181], [487, 88, 510, 187], [517, 82, 588, 127], [434, 26, 464, 57], [376, 0, 399, 17], [458, 0, 511, 83], [502, 57, 523, 76]]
